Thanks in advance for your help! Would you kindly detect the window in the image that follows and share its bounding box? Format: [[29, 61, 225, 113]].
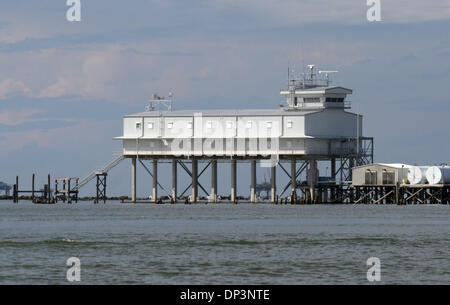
[[294, 97, 298, 106], [287, 120, 293, 128], [147, 122, 154, 129], [326, 97, 344, 103], [167, 122, 173, 129], [246, 121, 253, 129], [207, 121, 213, 129], [382, 171, 395, 184], [187, 121, 193, 129], [365, 170, 377, 185], [304, 97, 320, 103], [266, 121, 272, 129], [136, 122, 141, 129], [226, 121, 233, 129]]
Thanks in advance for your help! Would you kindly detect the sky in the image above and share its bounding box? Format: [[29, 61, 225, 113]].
[[0, 0, 449, 197]]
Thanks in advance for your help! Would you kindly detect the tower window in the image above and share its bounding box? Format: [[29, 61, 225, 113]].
[[326, 97, 344, 103], [304, 98, 320, 103]]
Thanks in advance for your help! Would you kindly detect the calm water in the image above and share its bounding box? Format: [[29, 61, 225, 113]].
[[0, 200, 448, 285]]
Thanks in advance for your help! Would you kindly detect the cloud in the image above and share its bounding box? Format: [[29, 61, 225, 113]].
[[38, 77, 72, 99], [0, 118, 117, 156], [0, 0, 448, 53], [211, 0, 450, 25], [36, 44, 155, 101], [0, 79, 30, 99], [0, 109, 40, 126]]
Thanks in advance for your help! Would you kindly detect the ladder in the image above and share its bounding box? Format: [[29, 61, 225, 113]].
[[73, 155, 125, 191]]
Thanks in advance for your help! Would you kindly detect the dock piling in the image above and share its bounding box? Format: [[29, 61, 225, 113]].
[[131, 157, 136, 203], [231, 159, 237, 203], [250, 159, 256, 203], [172, 159, 177, 202]]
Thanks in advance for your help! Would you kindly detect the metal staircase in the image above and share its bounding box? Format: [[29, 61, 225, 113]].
[[73, 155, 125, 191]]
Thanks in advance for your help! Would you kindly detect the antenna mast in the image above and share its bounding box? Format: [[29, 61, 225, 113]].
[[318, 70, 339, 86], [146, 92, 174, 112], [307, 64, 315, 82]]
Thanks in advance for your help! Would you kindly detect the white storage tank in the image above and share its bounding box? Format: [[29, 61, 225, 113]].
[[426, 166, 450, 185], [407, 166, 429, 185]]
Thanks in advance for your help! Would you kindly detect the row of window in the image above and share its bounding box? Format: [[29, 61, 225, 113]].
[[136, 120, 295, 130], [292, 97, 344, 104], [303, 97, 321, 103], [326, 97, 345, 103]]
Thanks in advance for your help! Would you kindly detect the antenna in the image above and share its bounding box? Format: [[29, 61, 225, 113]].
[[146, 92, 174, 112], [301, 40, 305, 77], [307, 64, 315, 82], [319, 70, 339, 86], [287, 64, 290, 83], [356, 101, 360, 163]]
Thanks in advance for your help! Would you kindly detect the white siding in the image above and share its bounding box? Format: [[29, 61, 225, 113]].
[[121, 108, 363, 157], [143, 117, 161, 138], [123, 117, 143, 138], [282, 116, 305, 137], [305, 109, 361, 138], [162, 117, 193, 138]]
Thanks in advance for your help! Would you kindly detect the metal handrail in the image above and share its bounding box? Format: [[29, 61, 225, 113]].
[[73, 155, 125, 191]]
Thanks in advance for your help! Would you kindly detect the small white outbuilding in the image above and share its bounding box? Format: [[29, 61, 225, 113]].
[[352, 163, 410, 186]]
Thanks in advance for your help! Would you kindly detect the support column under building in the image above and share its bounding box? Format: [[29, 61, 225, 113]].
[[172, 159, 177, 202], [250, 159, 257, 203], [231, 159, 237, 203], [349, 158, 355, 182], [131, 157, 136, 203], [210, 159, 217, 203], [48, 174, 51, 203], [291, 158, 297, 201], [309, 159, 317, 203], [152, 159, 158, 203], [191, 158, 198, 202], [331, 158, 336, 201], [32, 173, 35, 202], [271, 165, 276, 203]]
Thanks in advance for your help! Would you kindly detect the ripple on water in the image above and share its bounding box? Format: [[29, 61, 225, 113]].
[[0, 202, 448, 284]]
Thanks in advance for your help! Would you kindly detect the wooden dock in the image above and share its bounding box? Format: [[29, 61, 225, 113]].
[[10, 172, 449, 205]]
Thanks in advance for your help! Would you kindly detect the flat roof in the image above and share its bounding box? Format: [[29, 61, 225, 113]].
[[125, 108, 321, 118], [353, 163, 411, 170], [280, 86, 353, 95]]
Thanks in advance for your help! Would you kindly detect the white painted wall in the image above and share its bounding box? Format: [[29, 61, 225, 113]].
[[304, 109, 362, 138], [163, 117, 193, 138], [123, 117, 143, 138], [121, 108, 362, 157], [282, 116, 305, 137]]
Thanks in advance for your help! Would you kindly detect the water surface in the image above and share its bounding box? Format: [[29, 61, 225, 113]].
[[0, 201, 448, 284]]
